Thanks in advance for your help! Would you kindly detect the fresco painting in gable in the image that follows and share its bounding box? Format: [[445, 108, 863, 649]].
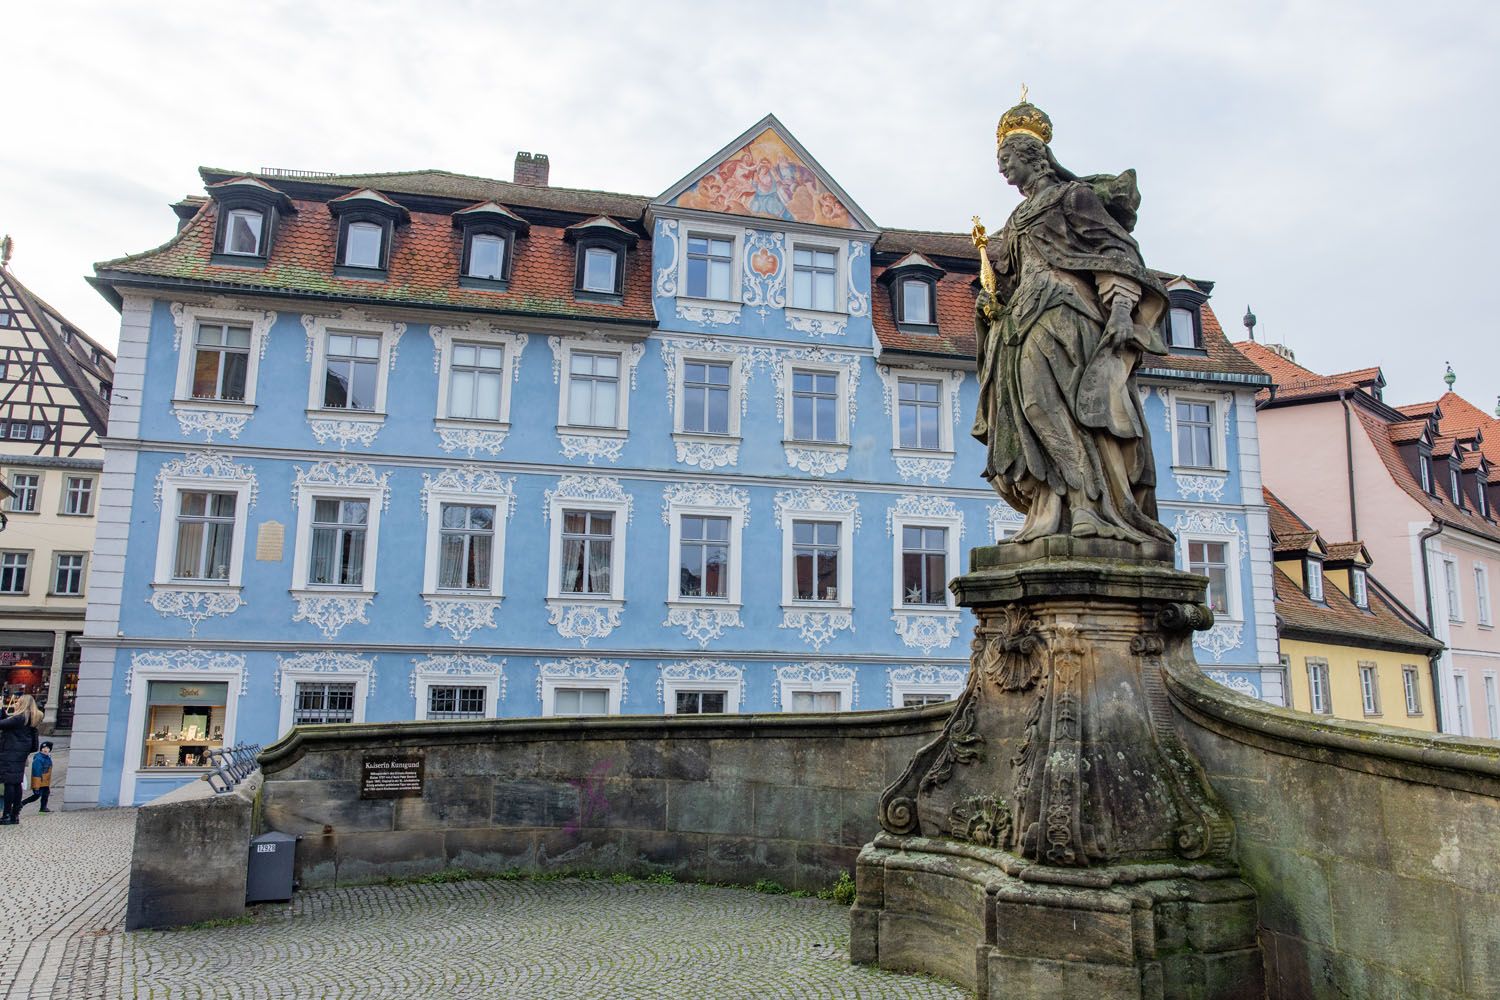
[[671, 129, 857, 229]]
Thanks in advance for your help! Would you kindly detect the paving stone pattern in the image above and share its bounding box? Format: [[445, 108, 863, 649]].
[[3, 775, 967, 998]]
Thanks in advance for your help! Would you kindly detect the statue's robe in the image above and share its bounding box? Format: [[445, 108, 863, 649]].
[[973, 176, 1172, 542]]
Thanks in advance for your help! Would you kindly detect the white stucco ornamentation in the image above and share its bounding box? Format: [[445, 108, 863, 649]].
[[847, 241, 870, 317], [547, 336, 645, 388], [770, 348, 861, 424], [1193, 622, 1245, 663], [292, 594, 374, 639], [772, 663, 857, 709], [1205, 669, 1258, 697], [274, 651, 376, 696], [543, 475, 633, 522], [741, 230, 787, 317], [773, 486, 861, 529], [301, 309, 405, 367], [147, 588, 245, 636], [678, 304, 741, 326], [170, 300, 277, 354], [674, 439, 739, 470], [875, 364, 963, 422], [787, 312, 847, 338], [172, 407, 251, 443], [547, 602, 622, 645], [891, 611, 961, 654], [557, 432, 625, 464], [423, 597, 502, 642], [887, 664, 967, 707], [419, 467, 516, 517], [780, 610, 854, 651], [125, 649, 247, 695], [1174, 474, 1227, 503], [436, 426, 509, 457], [308, 416, 384, 450], [427, 323, 528, 376], [292, 460, 391, 511], [893, 455, 953, 485], [660, 483, 751, 523], [655, 220, 681, 298], [154, 452, 259, 510], [659, 338, 770, 417], [656, 659, 742, 705], [989, 502, 1024, 541], [783, 445, 848, 478], [663, 606, 743, 647], [885, 495, 964, 536], [1171, 509, 1248, 566], [536, 657, 628, 701], [409, 655, 505, 700]]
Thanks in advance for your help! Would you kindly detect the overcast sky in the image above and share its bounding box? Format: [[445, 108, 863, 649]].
[[3, 1, 1496, 409]]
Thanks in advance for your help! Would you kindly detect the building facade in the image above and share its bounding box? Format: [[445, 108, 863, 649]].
[[1239, 342, 1500, 737], [0, 258, 114, 731], [68, 117, 1277, 808], [1264, 489, 1441, 730]]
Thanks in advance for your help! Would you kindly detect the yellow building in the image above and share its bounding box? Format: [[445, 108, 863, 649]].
[[1266, 490, 1442, 731], [0, 248, 114, 731]]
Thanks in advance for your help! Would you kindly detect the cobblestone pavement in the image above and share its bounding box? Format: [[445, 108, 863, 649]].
[[3, 780, 968, 999]]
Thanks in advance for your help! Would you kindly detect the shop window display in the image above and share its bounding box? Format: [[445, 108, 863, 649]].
[[142, 679, 227, 768]]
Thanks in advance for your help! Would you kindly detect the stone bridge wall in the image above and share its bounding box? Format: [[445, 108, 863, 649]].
[[1166, 658, 1500, 999], [255, 708, 948, 892]]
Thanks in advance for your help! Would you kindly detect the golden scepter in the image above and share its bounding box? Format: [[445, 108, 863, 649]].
[[971, 215, 997, 320]]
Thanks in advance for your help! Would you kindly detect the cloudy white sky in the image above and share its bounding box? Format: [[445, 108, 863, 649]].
[[3, 1, 1496, 408]]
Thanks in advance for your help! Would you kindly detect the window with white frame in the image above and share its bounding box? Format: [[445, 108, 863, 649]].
[[566, 351, 622, 428], [171, 491, 237, 581], [28, 424, 45, 442], [678, 515, 730, 601], [790, 690, 842, 712], [899, 278, 933, 326], [792, 521, 842, 603], [191, 323, 250, 401], [307, 499, 370, 588], [676, 690, 726, 714], [791, 245, 839, 312], [559, 510, 615, 596], [52, 553, 85, 596], [1186, 540, 1232, 616], [222, 208, 265, 257], [1305, 558, 1325, 602], [1479, 482, 1490, 518], [790, 369, 839, 443], [775, 664, 857, 713], [7, 473, 38, 513], [1451, 467, 1463, 506], [1485, 675, 1499, 738], [898, 378, 942, 451], [276, 656, 372, 734], [686, 235, 734, 300], [682, 360, 732, 435], [1476, 564, 1492, 626], [293, 681, 356, 725], [446, 342, 505, 422], [1306, 658, 1332, 715], [1272, 654, 1293, 710], [1444, 557, 1462, 621], [1175, 399, 1216, 468], [553, 687, 611, 715], [581, 247, 618, 294], [1168, 307, 1199, 349], [0, 551, 29, 594], [428, 685, 488, 720], [342, 221, 384, 269], [466, 233, 507, 281], [436, 504, 496, 592], [1419, 454, 1433, 493], [1351, 567, 1368, 609], [901, 692, 950, 707], [1358, 662, 1381, 716], [322, 333, 381, 411], [63, 476, 94, 516], [1402, 665, 1422, 716], [900, 526, 949, 607], [1454, 673, 1472, 735]]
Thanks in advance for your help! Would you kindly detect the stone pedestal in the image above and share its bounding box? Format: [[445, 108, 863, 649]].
[[851, 540, 1263, 998]]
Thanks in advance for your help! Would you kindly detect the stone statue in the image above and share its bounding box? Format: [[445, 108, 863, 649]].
[[971, 97, 1173, 547]]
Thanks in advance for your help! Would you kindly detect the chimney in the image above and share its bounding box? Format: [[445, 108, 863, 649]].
[[514, 152, 550, 186]]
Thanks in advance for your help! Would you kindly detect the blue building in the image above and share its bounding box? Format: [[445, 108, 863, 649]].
[[65, 117, 1278, 808]]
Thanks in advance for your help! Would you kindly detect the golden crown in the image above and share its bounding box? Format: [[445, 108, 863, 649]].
[[996, 86, 1052, 148]]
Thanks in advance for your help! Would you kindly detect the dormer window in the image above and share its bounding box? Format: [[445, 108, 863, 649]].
[[1451, 466, 1463, 507], [879, 253, 944, 333], [1306, 558, 1325, 602], [1164, 282, 1209, 352], [1351, 567, 1368, 609], [328, 189, 409, 279], [565, 216, 636, 300], [223, 209, 265, 256], [1419, 454, 1433, 493], [1479, 480, 1490, 518], [1168, 307, 1199, 349], [453, 202, 527, 291], [900, 279, 933, 325]]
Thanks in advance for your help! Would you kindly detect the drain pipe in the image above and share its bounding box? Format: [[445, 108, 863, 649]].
[[1341, 392, 1359, 539], [1418, 521, 1446, 732]]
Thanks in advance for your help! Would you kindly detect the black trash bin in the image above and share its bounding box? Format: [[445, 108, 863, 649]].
[[246, 831, 297, 903]]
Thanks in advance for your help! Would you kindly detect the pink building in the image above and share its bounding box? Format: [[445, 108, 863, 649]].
[[1237, 342, 1500, 737]]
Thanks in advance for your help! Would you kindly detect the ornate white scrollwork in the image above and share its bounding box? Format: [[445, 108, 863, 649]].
[[773, 486, 861, 529], [547, 602, 623, 645], [1174, 474, 1227, 503], [741, 230, 787, 317], [275, 650, 376, 696], [437, 426, 509, 457], [410, 654, 505, 701], [674, 439, 739, 470], [558, 432, 625, 464], [170, 300, 277, 355], [783, 445, 848, 477], [292, 460, 391, 511], [1193, 622, 1245, 663], [301, 309, 405, 368], [1171, 509, 1248, 565], [543, 475, 633, 522], [658, 337, 771, 416], [423, 597, 502, 642], [770, 347, 862, 424], [308, 416, 383, 450], [548, 336, 645, 388], [886, 494, 964, 536], [891, 611, 961, 654], [887, 664, 966, 707], [654, 219, 680, 298], [536, 657, 628, 700], [292, 594, 374, 639], [661, 483, 751, 523], [1204, 669, 1259, 697], [419, 466, 515, 517], [780, 610, 854, 651], [147, 588, 245, 637], [663, 606, 743, 647], [171, 407, 251, 443], [154, 452, 259, 510], [773, 662, 857, 708], [126, 649, 246, 695], [787, 312, 847, 338], [876, 363, 964, 424], [894, 456, 953, 484], [656, 659, 743, 705], [678, 304, 741, 326], [847, 241, 870, 318], [989, 502, 1024, 541]]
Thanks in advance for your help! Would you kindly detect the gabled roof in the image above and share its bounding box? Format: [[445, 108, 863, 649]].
[[1434, 390, 1500, 469], [655, 114, 876, 231], [0, 266, 114, 436], [1351, 404, 1500, 543], [1233, 341, 1375, 404], [1264, 488, 1325, 555], [1324, 541, 1370, 564]]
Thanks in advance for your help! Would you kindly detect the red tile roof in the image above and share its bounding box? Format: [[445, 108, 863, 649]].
[[1435, 390, 1500, 468], [97, 198, 655, 326], [1389, 420, 1430, 444], [1351, 405, 1500, 543], [1233, 341, 1376, 404]]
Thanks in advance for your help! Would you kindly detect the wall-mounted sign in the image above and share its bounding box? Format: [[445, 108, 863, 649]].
[[256, 521, 286, 561], [359, 753, 425, 799]]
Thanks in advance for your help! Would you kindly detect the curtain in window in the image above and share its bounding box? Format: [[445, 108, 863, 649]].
[[175, 522, 203, 578], [587, 539, 611, 593], [309, 528, 335, 585]]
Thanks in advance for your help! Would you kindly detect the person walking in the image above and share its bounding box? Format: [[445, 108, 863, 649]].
[[0, 694, 42, 825], [19, 740, 53, 815]]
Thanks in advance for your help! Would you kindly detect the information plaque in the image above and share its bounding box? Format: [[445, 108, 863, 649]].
[[359, 753, 425, 799]]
